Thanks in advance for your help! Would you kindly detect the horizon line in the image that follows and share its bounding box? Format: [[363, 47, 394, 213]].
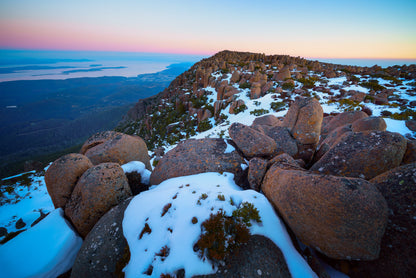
[[1, 47, 416, 61]]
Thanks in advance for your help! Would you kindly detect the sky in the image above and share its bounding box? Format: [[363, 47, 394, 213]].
[[0, 0, 415, 59]]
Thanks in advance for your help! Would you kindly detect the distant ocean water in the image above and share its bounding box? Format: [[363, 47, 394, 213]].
[[314, 58, 416, 68], [0, 50, 205, 82]]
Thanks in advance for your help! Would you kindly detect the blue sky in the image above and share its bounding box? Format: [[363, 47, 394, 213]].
[[0, 0, 415, 58]]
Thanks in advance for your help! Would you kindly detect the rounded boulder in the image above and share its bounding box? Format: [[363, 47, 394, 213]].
[[82, 131, 151, 170], [45, 153, 93, 208], [262, 166, 388, 260], [228, 122, 277, 159], [65, 163, 131, 238], [311, 131, 407, 180]]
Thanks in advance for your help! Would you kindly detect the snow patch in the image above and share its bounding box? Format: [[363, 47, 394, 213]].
[[123, 172, 316, 278], [0, 208, 82, 278], [122, 161, 151, 185]]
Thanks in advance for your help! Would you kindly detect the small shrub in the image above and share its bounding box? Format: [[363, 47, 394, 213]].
[[217, 194, 225, 201], [254, 101, 261, 106], [250, 109, 269, 116], [196, 210, 250, 261], [359, 80, 386, 91], [298, 77, 316, 89], [239, 82, 251, 89], [192, 217, 198, 224], [282, 82, 295, 91], [152, 160, 159, 167], [270, 102, 286, 112], [220, 68, 230, 74], [350, 75, 361, 82], [232, 202, 262, 227], [234, 104, 247, 114], [198, 120, 213, 132]]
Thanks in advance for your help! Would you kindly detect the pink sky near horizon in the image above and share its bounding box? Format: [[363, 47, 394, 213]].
[[1, 0, 415, 59]]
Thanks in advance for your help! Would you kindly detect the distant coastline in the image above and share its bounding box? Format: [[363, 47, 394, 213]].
[[0, 50, 205, 82]]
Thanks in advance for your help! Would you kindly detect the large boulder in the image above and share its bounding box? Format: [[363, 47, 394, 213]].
[[351, 116, 387, 132], [195, 235, 292, 278], [65, 163, 131, 237], [149, 139, 246, 185], [251, 115, 281, 127], [311, 131, 407, 179], [228, 123, 278, 159], [274, 66, 291, 81], [339, 163, 416, 277], [262, 126, 298, 157], [282, 97, 323, 145], [262, 166, 388, 260], [314, 124, 352, 163], [321, 111, 368, 138], [81, 131, 151, 170], [45, 153, 93, 208], [71, 198, 133, 278], [282, 97, 323, 162]]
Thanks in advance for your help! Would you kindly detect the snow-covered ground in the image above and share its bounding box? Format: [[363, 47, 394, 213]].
[[123, 172, 316, 278], [0, 208, 82, 278]]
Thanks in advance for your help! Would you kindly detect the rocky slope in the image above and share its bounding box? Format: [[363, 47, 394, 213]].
[[1, 51, 416, 278], [117, 50, 416, 150]]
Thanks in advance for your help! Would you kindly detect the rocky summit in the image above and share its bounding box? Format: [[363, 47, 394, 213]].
[[2, 50, 416, 278]]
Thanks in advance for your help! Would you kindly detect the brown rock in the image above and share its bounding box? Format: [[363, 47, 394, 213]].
[[71, 197, 133, 278], [195, 235, 291, 278], [230, 71, 240, 83], [405, 119, 416, 131], [274, 66, 291, 81], [261, 81, 274, 95], [45, 153, 93, 208], [229, 123, 278, 158], [267, 153, 302, 170], [248, 157, 268, 191], [349, 91, 366, 102], [321, 111, 368, 137], [351, 116, 387, 132], [83, 132, 151, 170], [149, 139, 245, 185], [65, 163, 131, 237], [80, 131, 119, 155], [315, 124, 352, 162], [402, 140, 416, 164], [311, 131, 407, 180], [283, 97, 323, 145], [250, 82, 262, 99], [262, 166, 388, 260], [229, 99, 246, 114], [251, 115, 281, 127], [262, 126, 298, 157], [342, 163, 416, 277]]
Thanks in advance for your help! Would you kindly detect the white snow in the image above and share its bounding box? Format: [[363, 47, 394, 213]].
[[123, 172, 316, 278], [384, 118, 413, 135], [0, 208, 82, 278], [223, 140, 235, 153], [0, 172, 54, 236], [122, 161, 152, 185]]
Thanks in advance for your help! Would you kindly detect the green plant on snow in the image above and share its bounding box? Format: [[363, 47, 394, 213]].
[[233, 104, 247, 114], [250, 109, 269, 116], [270, 101, 286, 112]]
